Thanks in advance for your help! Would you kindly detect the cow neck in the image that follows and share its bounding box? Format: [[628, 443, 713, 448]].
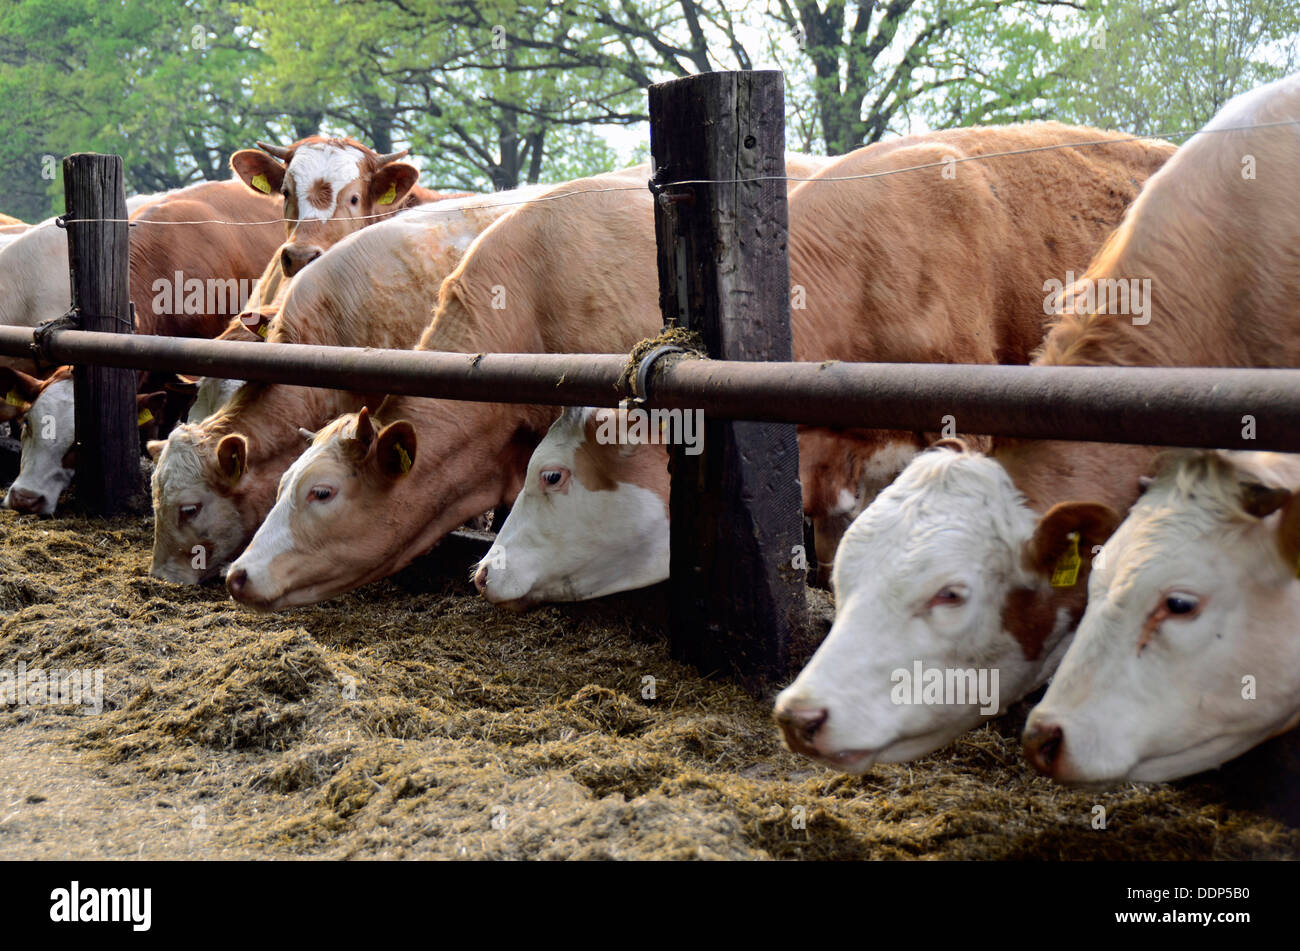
[[358, 398, 550, 585]]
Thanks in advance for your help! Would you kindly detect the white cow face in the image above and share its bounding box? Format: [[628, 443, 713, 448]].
[[3, 377, 75, 515], [474, 407, 670, 607], [1025, 453, 1300, 784], [148, 426, 248, 583], [774, 445, 1116, 772]]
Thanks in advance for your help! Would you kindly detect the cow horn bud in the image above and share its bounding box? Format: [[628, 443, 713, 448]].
[[256, 141, 292, 161]]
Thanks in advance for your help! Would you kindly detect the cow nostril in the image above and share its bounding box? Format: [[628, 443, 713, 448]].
[[6, 488, 42, 514], [473, 563, 488, 594], [1023, 721, 1064, 777], [775, 705, 829, 751], [226, 568, 248, 598]]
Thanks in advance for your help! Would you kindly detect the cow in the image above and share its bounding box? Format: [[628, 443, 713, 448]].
[[1022, 451, 1300, 784], [773, 73, 1300, 773], [147, 186, 539, 584], [223, 167, 660, 609], [0, 182, 284, 514], [473, 406, 671, 607], [230, 136, 467, 277], [471, 127, 1171, 605], [0, 366, 166, 515], [789, 123, 1174, 579]]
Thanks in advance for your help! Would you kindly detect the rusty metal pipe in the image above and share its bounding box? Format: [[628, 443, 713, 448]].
[[2, 326, 1298, 451]]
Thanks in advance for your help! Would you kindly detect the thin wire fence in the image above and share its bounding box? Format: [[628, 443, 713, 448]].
[[52, 116, 1300, 229]]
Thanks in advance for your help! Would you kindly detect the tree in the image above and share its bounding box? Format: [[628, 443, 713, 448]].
[[1050, 0, 1300, 134]]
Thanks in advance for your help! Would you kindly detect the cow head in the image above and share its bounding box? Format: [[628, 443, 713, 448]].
[[230, 137, 419, 276], [773, 442, 1117, 772], [1024, 452, 1300, 784], [225, 408, 419, 610], [148, 425, 252, 583], [474, 407, 670, 608], [2, 367, 164, 516]]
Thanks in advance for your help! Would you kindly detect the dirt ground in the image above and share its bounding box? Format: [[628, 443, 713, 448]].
[[1, 505, 1298, 860]]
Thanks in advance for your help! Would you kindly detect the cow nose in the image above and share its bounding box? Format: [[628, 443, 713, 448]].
[[5, 487, 44, 514], [473, 562, 489, 594], [226, 567, 248, 599], [280, 244, 322, 277], [773, 704, 829, 756], [1023, 720, 1065, 777]]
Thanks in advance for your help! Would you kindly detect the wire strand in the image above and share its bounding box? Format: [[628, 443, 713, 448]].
[[58, 116, 1300, 228]]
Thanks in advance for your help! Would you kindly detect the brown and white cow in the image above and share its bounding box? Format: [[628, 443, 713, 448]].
[[147, 187, 539, 584], [465, 128, 1171, 604], [1023, 451, 1300, 784], [473, 406, 672, 607], [774, 73, 1300, 773], [230, 136, 466, 277], [0, 366, 166, 514], [790, 122, 1174, 576], [224, 168, 660, 608]]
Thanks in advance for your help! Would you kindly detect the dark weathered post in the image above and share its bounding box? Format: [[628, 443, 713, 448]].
[[648, 70, 806, 686], [62, 153, 141, 515]]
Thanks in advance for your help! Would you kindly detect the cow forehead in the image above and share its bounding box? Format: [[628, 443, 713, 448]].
[[288, 144, 367, 218]]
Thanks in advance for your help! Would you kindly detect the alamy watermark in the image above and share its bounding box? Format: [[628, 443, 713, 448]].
[[596, 408, 704, 456], [1043, 270, 1152, 326], [0, 661, 104, 714], [890, 661, 999, 716]]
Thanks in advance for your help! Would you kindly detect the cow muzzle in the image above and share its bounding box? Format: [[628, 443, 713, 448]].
[[280, 243, 323, 277]]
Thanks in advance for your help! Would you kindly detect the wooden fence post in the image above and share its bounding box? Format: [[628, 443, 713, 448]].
[[648, 70, 807, 686], [62, 153, 141, 515]]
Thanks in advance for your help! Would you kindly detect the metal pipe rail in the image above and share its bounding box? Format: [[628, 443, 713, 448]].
[[2, 325, 1298, 450]]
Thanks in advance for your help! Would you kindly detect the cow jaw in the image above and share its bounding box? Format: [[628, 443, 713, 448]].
[[149, 427, 248, 583], [1027, 465, 1300, 784], [776, 449, 1050, 771], [3, 378, 75, 515]]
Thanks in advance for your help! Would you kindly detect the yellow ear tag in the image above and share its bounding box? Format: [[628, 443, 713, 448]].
[[251, 173, 272, 194], [137, 407, 154, 426], [5, 389, 25, 407], [395, 443, 412, 474], [256, 322, 269, 339], [1050, 532, 1082, 588], [376, 182, 397, 205]]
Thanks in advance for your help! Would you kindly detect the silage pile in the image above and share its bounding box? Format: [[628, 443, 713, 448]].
[[1, 507, 1297, 860]]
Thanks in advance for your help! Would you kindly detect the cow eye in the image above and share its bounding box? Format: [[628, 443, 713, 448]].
[[308, 484, 335, 503], [179, 503, 200, 521], [926, 585, 968, 611], [540, 467, 569, 491], [1164, 592, 1201, 617], [350, 195, 359, 206]]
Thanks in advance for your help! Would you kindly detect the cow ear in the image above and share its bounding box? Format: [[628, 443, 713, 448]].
[[0, 366, 41, 420], [1240, 481, 1291, 519], [238, 307, 273, 340], [215, 433, 248, 485], [136, 391, 167, 428], [230, 150, 285, 196], [370, 163, 419, 208], [376, 420, 417, 478], [1023, 501, 1121, 586]]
